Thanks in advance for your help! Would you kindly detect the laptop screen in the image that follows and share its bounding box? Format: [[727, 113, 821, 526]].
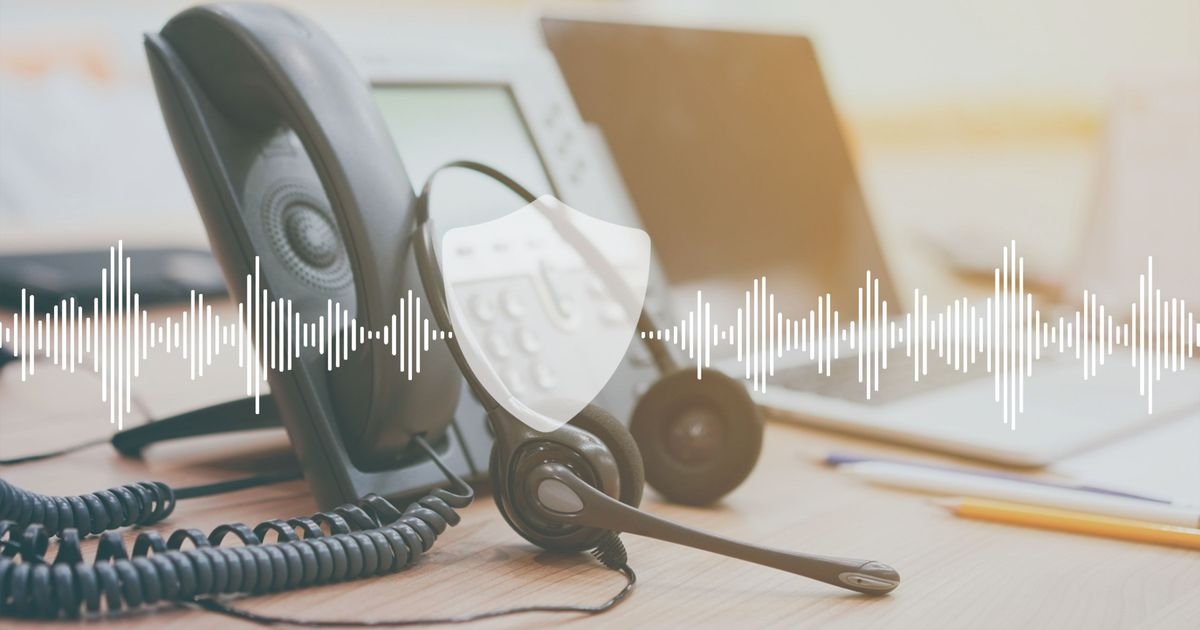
[[542, 18, 898, 317]]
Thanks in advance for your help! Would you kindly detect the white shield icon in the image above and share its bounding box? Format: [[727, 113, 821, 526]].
[[442, 195, 651, 433]]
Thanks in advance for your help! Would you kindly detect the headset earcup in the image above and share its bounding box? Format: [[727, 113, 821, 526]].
[[630, 368, 763, 505], [489, 404, 643, 552], [567, 404, 645, 509]]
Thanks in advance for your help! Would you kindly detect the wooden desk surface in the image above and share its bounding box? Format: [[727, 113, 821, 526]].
[[1, 313, 1198, 630]]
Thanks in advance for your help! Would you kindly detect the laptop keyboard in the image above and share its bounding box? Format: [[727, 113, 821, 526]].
[[774, 352, 986, 405]]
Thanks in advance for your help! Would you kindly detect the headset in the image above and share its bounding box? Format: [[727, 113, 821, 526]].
[[411, 159, 900, 586], [411, 160, 767, 508], [0, 3, 898, 623]]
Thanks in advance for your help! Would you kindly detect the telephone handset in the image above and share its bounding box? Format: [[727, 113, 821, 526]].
[[145, 3, 472, 506]]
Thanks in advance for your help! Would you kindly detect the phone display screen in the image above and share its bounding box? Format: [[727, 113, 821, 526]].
[[373, 84, 556, 237]]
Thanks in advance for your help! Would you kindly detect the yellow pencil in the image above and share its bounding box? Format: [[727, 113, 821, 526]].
[[935, 497, 1200, 550]]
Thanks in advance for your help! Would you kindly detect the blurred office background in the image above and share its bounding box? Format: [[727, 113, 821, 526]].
[[1, 0, 1197, 304]]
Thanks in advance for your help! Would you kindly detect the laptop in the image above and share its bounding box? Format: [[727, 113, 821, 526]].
[[542, 17, 1200, 466]]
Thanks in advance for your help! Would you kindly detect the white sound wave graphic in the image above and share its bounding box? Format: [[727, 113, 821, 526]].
[[644, 242, 1197, 429], [0, 242, 451, 429], [2, 241, 1195, 431]]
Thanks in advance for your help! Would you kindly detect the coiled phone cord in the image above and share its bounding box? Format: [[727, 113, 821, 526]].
[[0, 436, 634, 624], [0, 436, 470, 618], [0, 477, 176, 539]]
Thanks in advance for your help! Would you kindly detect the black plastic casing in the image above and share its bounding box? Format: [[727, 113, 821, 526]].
[[145, 3, 491, 508]]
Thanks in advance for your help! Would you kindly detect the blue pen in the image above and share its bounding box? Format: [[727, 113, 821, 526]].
[[822, 452, 1175, 505]]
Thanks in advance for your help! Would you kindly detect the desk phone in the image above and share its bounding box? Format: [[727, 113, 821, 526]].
[[0, 5, 897, 623]]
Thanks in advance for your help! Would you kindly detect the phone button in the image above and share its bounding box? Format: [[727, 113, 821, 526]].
[[500, 290, 525, 319], [532, 362, 557, 390], [515, 327, 541, 354], [600, 301, 624, 325], [471, 294, 497, 322]]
